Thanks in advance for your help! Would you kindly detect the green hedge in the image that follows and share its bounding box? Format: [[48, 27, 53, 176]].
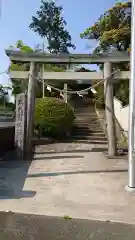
[[34, 97, 75, 139], [94, 82, 105, 109]]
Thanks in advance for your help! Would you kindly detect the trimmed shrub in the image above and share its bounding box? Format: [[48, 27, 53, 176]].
[[94, 82, 105, 109], [35, 97, 75, 139]]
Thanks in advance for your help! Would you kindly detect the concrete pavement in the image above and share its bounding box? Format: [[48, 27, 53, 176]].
[[0, 212, 135, 239], [0, 142, 134, 225]]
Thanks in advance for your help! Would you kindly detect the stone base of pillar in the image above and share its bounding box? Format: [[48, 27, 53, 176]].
[[125, 185, 135, 192]]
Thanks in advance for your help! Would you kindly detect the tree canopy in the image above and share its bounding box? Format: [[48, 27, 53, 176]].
[[8, 1, 76, 97], [9, 41, 40, 97], [81, 1, 131, 105], [29, 0, 75, 53], [80, 1, 131, 54], [9, 41, 71, 98]]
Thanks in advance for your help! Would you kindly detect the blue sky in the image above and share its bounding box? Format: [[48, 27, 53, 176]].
[[0, 0, 118, 89]]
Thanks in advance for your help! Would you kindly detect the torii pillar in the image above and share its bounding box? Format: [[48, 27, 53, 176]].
[[104, 62, 117, 157], [26, 62, 38, 157]]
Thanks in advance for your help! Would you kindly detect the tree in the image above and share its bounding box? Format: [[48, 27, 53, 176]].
[[9, 41, 33, 97], [80, 2, 131, 54], [80, 1, 131, 105], [9, 41, 68, 98], [29, 0, 75, 54]]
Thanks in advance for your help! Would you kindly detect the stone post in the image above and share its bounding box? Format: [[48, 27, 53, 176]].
[[41, 64, 45, 98], [26, 62, 38, 157], [64, 83, 68, 103], [104, 62, 117, 157], [15, 93, 27, 159]]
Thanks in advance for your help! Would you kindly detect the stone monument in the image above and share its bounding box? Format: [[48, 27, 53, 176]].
[[15, 93, 27, 158]]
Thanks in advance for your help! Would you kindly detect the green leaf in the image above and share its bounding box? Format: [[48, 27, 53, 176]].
[[29, 0, 75, 53]]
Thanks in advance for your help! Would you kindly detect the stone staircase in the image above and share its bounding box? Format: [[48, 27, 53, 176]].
[[71, 97, 108, 145]]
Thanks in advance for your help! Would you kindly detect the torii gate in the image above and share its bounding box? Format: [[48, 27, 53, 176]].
[[6, 50, 131, 175], [5, 50, 130, 156]]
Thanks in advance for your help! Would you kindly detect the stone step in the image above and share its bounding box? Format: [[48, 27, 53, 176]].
[[75, 115, 97, 118], [75, 111, 97, 114], [88, 132, 106, 136], [75, 116, 104, 122], [75, 109, 96, 113], [72, 135, 107, 141], [75, 113, 98, 116], [75, 119, 100, 122], [74, 132, 106, 138], [73, 129, 105, 135], [71, 139, 108, 144], [75, 113, 94, 115], [75, 117, 99, 120], [73, 103, 106, 142], [88, 125, 102, 128], [73, 134, 106, 139], [90, 129, 105, 133], [74, 124, 102, 129], [74, 127, 104, 132], [73, 127, 105, 133], [75, 115, 98, 117], [74, 121, 100, 127], [74, 120, 101, 124]]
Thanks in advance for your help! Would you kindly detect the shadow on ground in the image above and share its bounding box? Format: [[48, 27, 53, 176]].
[[0, 152, 35, 199], [33, 154, 85, 160], [27, 169, 127, 178], [0, 212, 135, 239]]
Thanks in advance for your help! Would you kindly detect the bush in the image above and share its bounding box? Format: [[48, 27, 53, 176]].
[[94, 82, 105, 109], [35, 97, 75, 139], [114, 79, 129, 106]]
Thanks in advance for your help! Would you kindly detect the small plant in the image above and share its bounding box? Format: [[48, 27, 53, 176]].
[[64, 215, 72, 220]]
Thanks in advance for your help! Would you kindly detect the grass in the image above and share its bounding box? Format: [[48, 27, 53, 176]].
[[64, 215, 72, 220], [118, 134, 128, 149]]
